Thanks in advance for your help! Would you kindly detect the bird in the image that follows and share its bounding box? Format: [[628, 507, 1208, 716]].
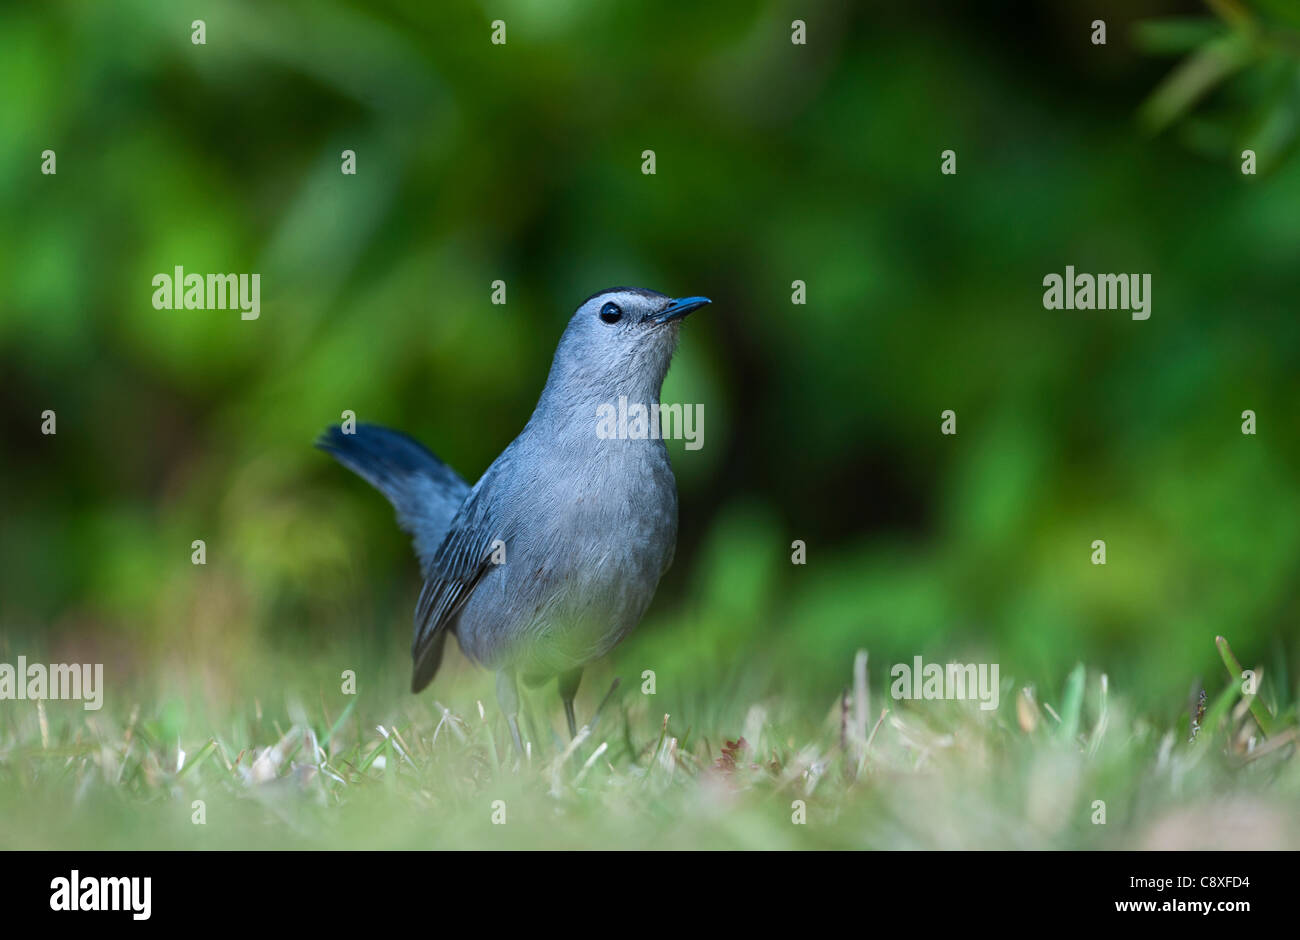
[[317, 288, 710, 752]]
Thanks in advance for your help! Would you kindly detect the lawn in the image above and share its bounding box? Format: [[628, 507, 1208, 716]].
[[2, 634, 1295, 850]]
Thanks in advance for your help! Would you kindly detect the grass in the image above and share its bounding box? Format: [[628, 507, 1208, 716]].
[[0, 636, 1297, 850]]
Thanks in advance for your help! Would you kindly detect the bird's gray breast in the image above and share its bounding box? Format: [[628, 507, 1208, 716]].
[[454, 434, 678, 677]]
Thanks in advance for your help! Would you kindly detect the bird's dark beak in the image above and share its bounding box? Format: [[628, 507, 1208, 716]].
[[650, 296, 711, 325]]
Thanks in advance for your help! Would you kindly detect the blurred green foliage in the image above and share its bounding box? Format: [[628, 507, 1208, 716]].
[[1, 0, 1298, 725], [1137, 0, 1300, 171]]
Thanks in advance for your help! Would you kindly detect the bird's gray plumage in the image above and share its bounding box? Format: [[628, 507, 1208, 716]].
[[318, 287, 709, 745]]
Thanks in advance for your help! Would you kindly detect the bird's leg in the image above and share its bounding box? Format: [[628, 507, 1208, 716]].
[[496, 669, 524, 756], [558, 667, 583, 739]]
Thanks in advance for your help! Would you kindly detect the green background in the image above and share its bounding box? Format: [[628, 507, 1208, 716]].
[[2, 0, 1299, 740]]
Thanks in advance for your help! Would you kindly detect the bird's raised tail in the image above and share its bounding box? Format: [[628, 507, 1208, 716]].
[[316, 423, 470, 579]]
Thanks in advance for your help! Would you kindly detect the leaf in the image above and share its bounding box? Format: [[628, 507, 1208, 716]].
[[1247, 0, 1300, 29], [1216, 635, 1276, 736], [1016, 687, 1040, 734], [713, 737, 748, 772], [1056, 664, 1086, 743], [323, 699, 356, 753], [1139, 33, 1257, 134], [176, 738, 216, 779], [1131, 18, 1228, 56]]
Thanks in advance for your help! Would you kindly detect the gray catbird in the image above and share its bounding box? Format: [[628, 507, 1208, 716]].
[[318, 288, 710, 751]]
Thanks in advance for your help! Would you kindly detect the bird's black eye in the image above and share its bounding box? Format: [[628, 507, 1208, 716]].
[[599, 302, 623, 324]]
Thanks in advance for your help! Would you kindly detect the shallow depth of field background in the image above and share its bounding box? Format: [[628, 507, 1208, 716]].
[[1, 0, 1299, 848]]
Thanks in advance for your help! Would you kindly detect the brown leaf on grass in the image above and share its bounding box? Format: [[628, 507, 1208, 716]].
[[1016, 687, 1040, 733], [713, 737, 747, 772]]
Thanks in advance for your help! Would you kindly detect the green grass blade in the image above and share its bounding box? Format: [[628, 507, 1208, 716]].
[[1216, 635, 1276, 736]]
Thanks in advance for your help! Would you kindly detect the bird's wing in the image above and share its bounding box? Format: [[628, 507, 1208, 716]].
[[410, 468, 511, 691]]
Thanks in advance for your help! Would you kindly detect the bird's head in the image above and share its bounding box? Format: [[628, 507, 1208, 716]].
[[540, 287, 710, 410]]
